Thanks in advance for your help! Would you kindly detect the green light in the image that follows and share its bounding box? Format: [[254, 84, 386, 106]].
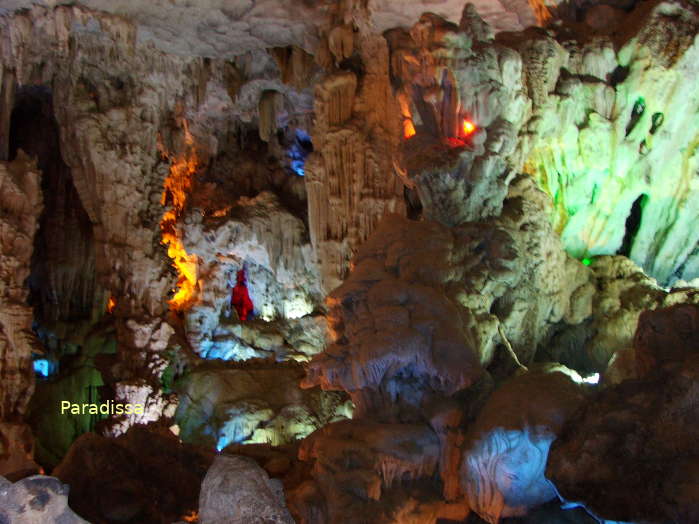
[[582, 258, 592, 266]]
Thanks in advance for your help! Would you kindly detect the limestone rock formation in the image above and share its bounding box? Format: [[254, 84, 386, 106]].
[[199, 454, 295, 524], [547, 354, 699, 524], [0, 422, 39, 480], [0, 153, 42, 421], [460, 365, 586, 523], [518, 0, 699, 286], [306, 7, 406, 291], [390, 6, 530, 227], [546, 255, 699, 371], [175, 361, 351, 450], [179, 191, 325, 361], [0, 474, 88, 524], [54, 427, 213, 523], [303, 214, 486, 418], [290, 419, 456, 524], [1, 1, 699, 523]]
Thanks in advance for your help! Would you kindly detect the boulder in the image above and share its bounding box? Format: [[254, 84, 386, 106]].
[[460, 365, 586, 523], [0, 474, 87, 523], [199, 454, 294, 524], [53, 427, 213, 523], [547, 354, 699, 523]]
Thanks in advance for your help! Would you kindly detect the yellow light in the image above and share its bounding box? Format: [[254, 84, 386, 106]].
[[462, 119, 476, 135], [403, 119, 416, 139]]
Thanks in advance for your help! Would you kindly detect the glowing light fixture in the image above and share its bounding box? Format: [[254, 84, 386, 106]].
[[581, 373, 600, 384], [403, 119, 416, 139], [33, 357, 56, 378], [106, 295, 116, 314], [462, 119, 476, 136], [33, 359, 51, 377], [582, 258, 592, 266]]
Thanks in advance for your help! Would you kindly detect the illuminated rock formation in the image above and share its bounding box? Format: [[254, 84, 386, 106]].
[[390, 5, 530, 227], [460, 365, 586, 522], [178, 191, 325, 361], [0, 0, 698, 523], [306, 3, 407, 291], [175, 361, 350, 450], [519, 1, 699, 286]]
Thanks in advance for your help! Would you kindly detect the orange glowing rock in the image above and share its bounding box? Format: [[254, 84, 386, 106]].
[[159, 121, 200, 311], [106, 296, 116, 314], [528, 0, 552, 25], [462, 119, 476, 135], [181, 510, 199, 523], [399, 93, 417, 139], [403, 119, 416, 139]]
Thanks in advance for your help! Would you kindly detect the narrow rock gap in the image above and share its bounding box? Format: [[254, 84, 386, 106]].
[[618, 193, 647, 257]]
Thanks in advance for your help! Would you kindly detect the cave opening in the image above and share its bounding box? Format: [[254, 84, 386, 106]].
[[619, 193, 648, 257], [9, 85, 113, 469], [10, 87, 97, 327]]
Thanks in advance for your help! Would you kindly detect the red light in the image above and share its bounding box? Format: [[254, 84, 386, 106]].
[[462, 119, 476, 135]]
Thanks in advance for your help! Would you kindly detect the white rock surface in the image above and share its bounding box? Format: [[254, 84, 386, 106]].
[[1, 0, 548, 61]]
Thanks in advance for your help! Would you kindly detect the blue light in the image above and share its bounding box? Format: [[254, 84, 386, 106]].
[[33, 358, 53, 377], [216, 435, 228, 452], [291, 159, 305, 176], [287, 129, 313, 177]]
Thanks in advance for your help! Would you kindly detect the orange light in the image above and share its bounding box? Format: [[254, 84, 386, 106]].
[[160, 121, 199, 311], [403, 119, 416, 139], [398, 93, 417, 139], [106, 296, 117, 314], [462, 119, 476, 135], [181, 511, 198, 523]]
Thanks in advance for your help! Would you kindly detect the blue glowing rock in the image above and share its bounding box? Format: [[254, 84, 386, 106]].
[[461, 366, 586, 523]]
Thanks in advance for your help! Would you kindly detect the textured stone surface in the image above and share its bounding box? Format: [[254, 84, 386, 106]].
[[1, 0, 548, 61], [0, 422, 39, 479], [175, 361, 351, 449], [391, 6, 529, 227], [1, 1, 699, 523], [54, 427, 213, 524], [180, 191, 325, 361], [290, 419, 454, 524], [460, 365, 586, 523], [199, 454, 294, 524], [0, 153, 43, 420], [306, 6, 406, 291], [0, 474, 88, 524], [518, 1, 699, 286], [547, 354, 699, 524]]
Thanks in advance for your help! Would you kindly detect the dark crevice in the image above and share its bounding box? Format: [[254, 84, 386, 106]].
[[618, 193, 648, 257], [9, 86, 97, 325], [625, 97, 645, 137], [404, 186, 423, 220]]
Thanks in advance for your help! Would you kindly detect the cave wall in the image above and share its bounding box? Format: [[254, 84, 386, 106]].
[[0, 1, 698, 523]]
